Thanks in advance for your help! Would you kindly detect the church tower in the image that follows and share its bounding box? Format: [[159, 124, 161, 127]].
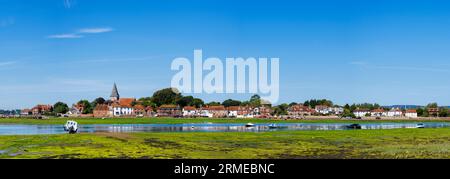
[[110, 83, 120, 102]]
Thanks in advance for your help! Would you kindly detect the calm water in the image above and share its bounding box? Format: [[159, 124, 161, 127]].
[[0, 122, 449, 135]]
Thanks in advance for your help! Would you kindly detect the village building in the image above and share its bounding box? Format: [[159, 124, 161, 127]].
[[67, 105, 82, 117], [145, 106, 156, 117], [257, 105, 273, 117], [314, 105, 344, 115], [202, 105, 228, 118], [182, 106, 197, 117], [353, 109, 370, 118], [103, 83, 137, 117], [405, 109, 418, 118], [287, 105, 313, 118], [387, 108, 403, 117], [427, 108, 439, 117], [371, 108, 387, 117], [238, 106, 254, 118], [20, 109, 32, 116], [93, 104, 111, 118], [227, 106, 240, 118], [315, 105, 330, 115], [112, 98, 136, 117], [157, 105, 182, 117], [31, 104, 53, 115]]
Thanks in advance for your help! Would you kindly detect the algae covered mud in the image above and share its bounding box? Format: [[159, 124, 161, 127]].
[[0, 128, 449, 159]]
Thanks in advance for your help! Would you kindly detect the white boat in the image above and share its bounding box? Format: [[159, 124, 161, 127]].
[[245, 123, 255, 127], [268, 123, 278, 129], [64, 120, 78, 134], [416, 123, 425, 129]]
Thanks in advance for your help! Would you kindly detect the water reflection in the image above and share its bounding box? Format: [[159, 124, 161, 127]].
[[0, 122, 449, 135]]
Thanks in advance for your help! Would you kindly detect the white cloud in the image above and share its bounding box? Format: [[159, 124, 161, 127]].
[[47, 27, 113, 39], [47, 34, 84, 39], [78, 27, 114, 34]]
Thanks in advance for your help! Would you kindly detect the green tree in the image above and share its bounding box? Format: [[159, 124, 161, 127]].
[[176, 96, 194, 107], [222, 99, 242, 107], [427, 103, 439, 108], [416, 108, 425, 117], [341, 109, 356, 118], [439, 108, 448, 117], [53, 102, 69, 114], [206, 101, 221, 106], [91, 97, 106, 108], [289, 102, 298, 106], [304, 99, 334, 108], [77, 100, 93, 114], [249, 94, 262, 107], [138, 97, 154, 107], [272, 103, 289, 116], [192, 98, 205, 108], [151, 88, 182, 106]]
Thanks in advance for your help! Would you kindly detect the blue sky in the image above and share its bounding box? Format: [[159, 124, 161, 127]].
[[1, 0, 450, 109]]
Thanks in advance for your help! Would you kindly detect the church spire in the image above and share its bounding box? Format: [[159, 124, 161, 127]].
[[110, 83, 120, 101]]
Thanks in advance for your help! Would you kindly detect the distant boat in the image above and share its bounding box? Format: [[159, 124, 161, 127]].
[[268, 123, 278, 129], [416, 123, 425, 128], [245, 123, 255, 127], [346, 124, 362, 129]]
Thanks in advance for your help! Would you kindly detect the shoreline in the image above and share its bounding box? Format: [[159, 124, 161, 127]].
[[0, 117, 449, 125]]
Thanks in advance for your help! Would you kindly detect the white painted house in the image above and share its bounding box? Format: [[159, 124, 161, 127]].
[[405, 109, 418, 118], [371, 109, 387, 117], [353, 109, 370, 117], [387, 108, 403, 117], [182, 106, 197, 117]]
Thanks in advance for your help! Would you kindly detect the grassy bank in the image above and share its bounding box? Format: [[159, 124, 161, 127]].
[[0, 117, 449, 125], [0, 128, 449, 159]]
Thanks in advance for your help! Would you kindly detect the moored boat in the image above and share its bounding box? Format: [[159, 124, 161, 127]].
[[346, 124, 362, 129], [245, 123, 255, 127]]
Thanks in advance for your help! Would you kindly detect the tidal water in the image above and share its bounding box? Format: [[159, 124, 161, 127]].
[[0, 122, 449, 135]]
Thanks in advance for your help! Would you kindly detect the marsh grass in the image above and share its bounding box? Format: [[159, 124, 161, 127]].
[[0, 128, 449, 159]]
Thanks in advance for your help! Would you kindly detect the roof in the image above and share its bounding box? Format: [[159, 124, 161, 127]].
[[118, 98, 135, 107], [94, 104, 109, 111], [390, 108, 402, 112], [183, 106, 196, 110], [288, 105, 313, 112], [315, 105, 329, 110], [32, 104, 53, 111], [134, 105, 145, 110], [227, 106, 240, 111], [110, 83, 120, 98], [159, 104, 179, 109], [204, 105, 226, 111], [406, 109, 417, 113], [372, 108, 385, 113]]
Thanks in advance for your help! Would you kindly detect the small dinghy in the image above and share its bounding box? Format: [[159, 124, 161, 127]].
[[416, 123, 425, 129], [245, 123, 255, 127], [346, 124, 362, 129], [64, 120, 78, 134], [268, 123, 278, 129]]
